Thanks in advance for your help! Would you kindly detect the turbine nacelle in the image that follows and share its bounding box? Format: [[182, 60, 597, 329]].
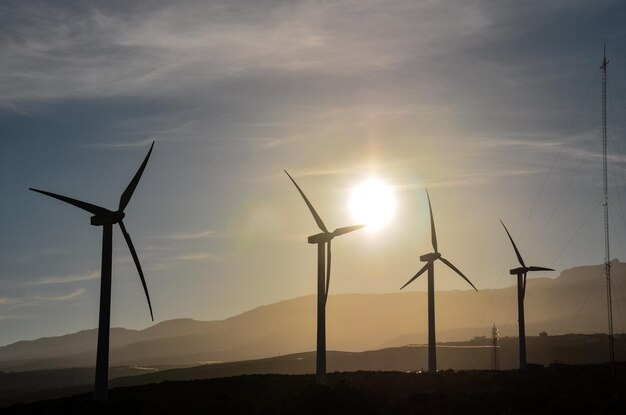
[[420, 252, 441, 262], [308, 232, 333, 244], [509, 266, 526, 275], [307, 225, 365, 244], [90, 211, 125, 226]]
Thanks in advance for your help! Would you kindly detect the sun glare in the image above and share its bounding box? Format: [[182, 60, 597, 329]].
[[349, 178, 396, 232]]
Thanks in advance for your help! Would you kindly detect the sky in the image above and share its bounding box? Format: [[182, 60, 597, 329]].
[[1, 0, 626, 346]]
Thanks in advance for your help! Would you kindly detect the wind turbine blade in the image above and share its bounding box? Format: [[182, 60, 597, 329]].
[[527, 266, 555, 272], [425, 189, 438, 253], [400, 262, 429, 290], [119, 141, 154, 211], [325, 240, 331, 306], [29, 188, 110, 216], [499, 219, 526, 268], [284, 170, 328, 233], [118, 221, 154, 321], [332, 224, 365, 237], [439, 256, 478, 292]]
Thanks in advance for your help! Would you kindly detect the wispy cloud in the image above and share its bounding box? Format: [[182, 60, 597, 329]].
[[164, 252, 221, 262], [82, 137, 158, 149], [33, 288, 86, 302], [476, 136, 564, 151], [0, 288, 87, 312], [152, 229, 234, 241], [2, 247, 69, 263], [294, 167, 354, 178], [391, 167, 546, 191], [143, 251, 231, 271], [0, 314, 27, 321], [257, 165, 362, 184], [29, 270, 98, 286], [0, 297, 18, 306], [115, 247, 230, 267], [0, 0, 504, 106]]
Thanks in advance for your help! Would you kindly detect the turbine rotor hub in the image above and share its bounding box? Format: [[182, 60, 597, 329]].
[[509, 266, 526, 275], [420, 252, 440, 262], [90, 211, 125, 226], [308, 232, 333, 244]]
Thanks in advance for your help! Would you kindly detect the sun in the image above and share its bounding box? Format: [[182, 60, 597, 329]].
[[349, 178, 396, 232]]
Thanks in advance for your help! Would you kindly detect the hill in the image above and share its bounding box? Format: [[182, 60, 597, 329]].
[[3, 364, 626, 415], [0, 261, 624, 372]]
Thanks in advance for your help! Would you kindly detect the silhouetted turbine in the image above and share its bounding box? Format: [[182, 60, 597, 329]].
[[500, 220, 554, 370], [285, 170, 364, 384], [401, 189, 477, 373], [30, 142, 155, 402]]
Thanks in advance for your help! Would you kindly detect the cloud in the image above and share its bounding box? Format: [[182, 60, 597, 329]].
[[164, 252, 221, 262], [29, 270, 99, 285], [1, 247, 69, 263], [32, 288, 86, 302], [0, 288, 87, 312], [0, 297, 18, 306], [141, 251, 229, 271], [389, 168, 546, 191], [115, 247, 229, 267], [0, 0, 505, 106], [152, 229, 234, 241], [82, 137, 159, 149], [0, 314, 26, 321]]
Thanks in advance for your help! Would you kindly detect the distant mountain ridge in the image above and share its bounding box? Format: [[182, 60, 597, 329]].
[[0, 261, 624, 372]]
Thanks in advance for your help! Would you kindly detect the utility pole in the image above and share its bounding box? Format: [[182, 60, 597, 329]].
[[601, 42, 615, 371], [491, 323, 500, 371]]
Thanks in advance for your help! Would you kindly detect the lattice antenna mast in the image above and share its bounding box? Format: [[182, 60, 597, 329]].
[[601, 42, 615, 370], [491, 323, 500, 371]]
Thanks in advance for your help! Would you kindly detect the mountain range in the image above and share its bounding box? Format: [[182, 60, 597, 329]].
[[0, 261, 623, 372]]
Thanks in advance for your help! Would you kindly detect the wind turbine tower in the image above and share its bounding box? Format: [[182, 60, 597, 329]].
[[285, 170, 364, 384], [500, 220, 554, 370], [401, 190, 477, 373], [30, 142, 155, 401]]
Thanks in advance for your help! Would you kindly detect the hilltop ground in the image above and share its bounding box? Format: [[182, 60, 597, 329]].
[[3, 363, 626, 415], [1, 334, 624, 407]]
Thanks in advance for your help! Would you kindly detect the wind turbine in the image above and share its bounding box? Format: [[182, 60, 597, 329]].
[[285, 170, 364, 384], [500, 219, 554, 370], [400, 189, 477, 373], [30, 142, 155, 401]]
